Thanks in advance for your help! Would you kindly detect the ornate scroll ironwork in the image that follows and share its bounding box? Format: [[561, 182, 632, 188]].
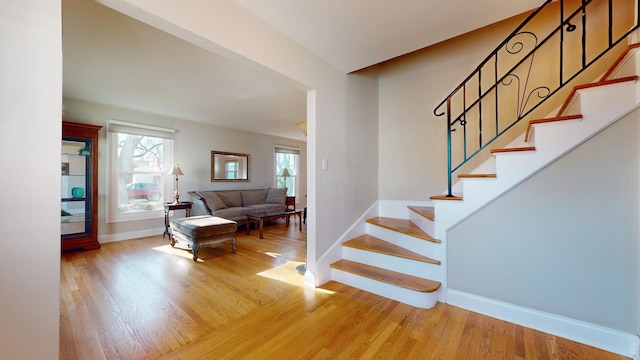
[[433, 0, 638, 197]]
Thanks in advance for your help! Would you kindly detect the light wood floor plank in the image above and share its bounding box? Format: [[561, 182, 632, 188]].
[[60, 219, 630, 360]]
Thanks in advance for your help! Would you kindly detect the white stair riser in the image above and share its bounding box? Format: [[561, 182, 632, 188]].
[[458, 177, 499, 198], [603, 49, 637, 81], [367, 224, 442, 260], [342, 247, 444, 281], [560, 92, 582, 116], [409, 211, 434, 238], [331, 268, 439, 309], [529, 117, 582, 143], [378, 200, 431, 218]]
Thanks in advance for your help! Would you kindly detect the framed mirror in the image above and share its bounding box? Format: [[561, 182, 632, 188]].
[[211, 151, 250, 182]]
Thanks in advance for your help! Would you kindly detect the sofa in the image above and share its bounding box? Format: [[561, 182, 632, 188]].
[[188, 188, 288, 222]]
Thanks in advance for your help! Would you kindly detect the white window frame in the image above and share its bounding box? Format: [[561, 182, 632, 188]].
[[106, 120, 175, 223], [225, 160, 239, 179], [274, 145, 300, 197]]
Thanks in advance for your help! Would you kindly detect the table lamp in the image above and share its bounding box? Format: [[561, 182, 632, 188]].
[[168, 164, 184, 204], [281, 168, 290, 189]]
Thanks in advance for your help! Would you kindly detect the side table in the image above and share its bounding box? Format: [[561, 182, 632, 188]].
[[163, 202, 192, 238]]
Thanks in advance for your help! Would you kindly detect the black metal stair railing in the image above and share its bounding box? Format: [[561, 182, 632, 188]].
[[434, 0, 639, 197]]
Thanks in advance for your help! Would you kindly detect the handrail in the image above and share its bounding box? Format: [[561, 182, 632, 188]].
[[434, 0, 639, 197]]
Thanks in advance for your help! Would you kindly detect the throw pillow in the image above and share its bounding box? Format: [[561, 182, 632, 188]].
[[265, 187, 287, 204], [198, 192, 227, 212], [216, 191, 243, 207], [241, 189, 267, 206]]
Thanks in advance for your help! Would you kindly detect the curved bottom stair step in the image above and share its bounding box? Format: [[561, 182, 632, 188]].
[[330, 259, 440, 293]]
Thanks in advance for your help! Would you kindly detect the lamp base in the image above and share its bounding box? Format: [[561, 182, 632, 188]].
[[172, 191, 180, 205]]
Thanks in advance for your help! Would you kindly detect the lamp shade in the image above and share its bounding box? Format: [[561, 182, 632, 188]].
[[281, 168, 291, 177], [168, 164, 184, 176]]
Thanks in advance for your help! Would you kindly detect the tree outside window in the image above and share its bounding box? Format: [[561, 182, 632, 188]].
[[107, 121, 174, 222]]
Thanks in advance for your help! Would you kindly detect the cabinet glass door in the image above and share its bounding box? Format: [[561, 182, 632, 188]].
[[61, 139, 92, 238]]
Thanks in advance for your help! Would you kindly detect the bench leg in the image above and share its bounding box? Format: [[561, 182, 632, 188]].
[[192, 244, 199, 262]]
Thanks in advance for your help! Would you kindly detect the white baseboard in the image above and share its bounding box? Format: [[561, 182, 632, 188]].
[[448, 289, 639, 359], [98, 227, 165, 243]]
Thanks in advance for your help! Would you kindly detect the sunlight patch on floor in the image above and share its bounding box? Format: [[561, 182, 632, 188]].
[[257, 261, 335, 294], [152, 244, 204, 263]]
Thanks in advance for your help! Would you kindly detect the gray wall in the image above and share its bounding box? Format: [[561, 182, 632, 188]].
[[448, 109, 640, 333]]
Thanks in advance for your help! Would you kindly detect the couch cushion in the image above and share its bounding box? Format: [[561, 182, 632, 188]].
[[198, 191, 227, 212], [245, 203, 287, 213], [213, 207, 251, 221], [171, 215, 237, 238], [216, 191, 243, 207], [265, 187, 287, 204], [241, 189, 267, 206]]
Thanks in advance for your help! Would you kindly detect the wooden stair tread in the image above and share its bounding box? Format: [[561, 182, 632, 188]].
[[330, 259, 441, 293], [457, 173, 496, 178], [429, 194, 463, 201], [525, 114, 583, 142], [490, 146, 536, 154], [407, 205, 434, 221], [343, 235, 440, 265], [557, 75, 639, 116], [366, 217, 440, 243]]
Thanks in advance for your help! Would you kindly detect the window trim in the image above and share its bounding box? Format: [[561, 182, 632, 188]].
[[106, 120, 175, 223], [274, 145, 300, 198]]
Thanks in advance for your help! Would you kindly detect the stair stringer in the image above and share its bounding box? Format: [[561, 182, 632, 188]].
[[434, 78, 639, 233]]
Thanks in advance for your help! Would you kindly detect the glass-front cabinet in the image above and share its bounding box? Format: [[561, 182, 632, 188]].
[[61, 121, 102, 251]]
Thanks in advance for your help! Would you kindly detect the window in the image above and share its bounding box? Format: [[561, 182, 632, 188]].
[[275, 146, 299, 197], [225, 160, 239, 179], [106, 120, 175, 222]]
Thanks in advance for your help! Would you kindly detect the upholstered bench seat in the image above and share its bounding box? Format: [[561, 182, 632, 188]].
[[170, 215, 237, 261]]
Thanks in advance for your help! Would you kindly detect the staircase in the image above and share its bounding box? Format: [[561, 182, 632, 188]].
[[330, 214, 442, 308], [329, 38, 640, 309]]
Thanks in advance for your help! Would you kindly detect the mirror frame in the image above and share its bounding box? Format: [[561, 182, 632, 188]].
[[211, 151, 250, 182]]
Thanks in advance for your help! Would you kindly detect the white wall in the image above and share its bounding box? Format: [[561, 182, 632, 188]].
[[0, 1, 61, 358], [63, 98, 307, 241], [448, 109, 640, 334], [96, 0, 380, 281]]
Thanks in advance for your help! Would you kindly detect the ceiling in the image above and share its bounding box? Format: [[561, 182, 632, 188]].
[[62, 0, 542, 141]]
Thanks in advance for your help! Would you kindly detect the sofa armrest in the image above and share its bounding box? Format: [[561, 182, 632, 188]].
[[190, 197, 212, 216]]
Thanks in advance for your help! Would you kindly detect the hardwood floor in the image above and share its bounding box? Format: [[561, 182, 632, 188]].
[[60, 219, 628, 359]]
